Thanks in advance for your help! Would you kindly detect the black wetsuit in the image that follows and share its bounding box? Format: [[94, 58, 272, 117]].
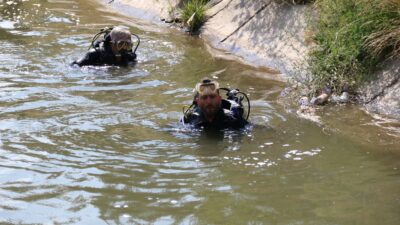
[[183, 107, 248, 130], [72, 45, 136, 67]]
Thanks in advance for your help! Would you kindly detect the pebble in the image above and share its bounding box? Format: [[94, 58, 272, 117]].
[[298, 96, 310, 106], [311, 93, 329, 105], [339, 92, 349, 103], [330, 94, 341, 103], [280, 87, 291, 97]]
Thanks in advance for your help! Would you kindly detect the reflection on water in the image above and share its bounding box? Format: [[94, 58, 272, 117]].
[[0, 0, 399, 224]]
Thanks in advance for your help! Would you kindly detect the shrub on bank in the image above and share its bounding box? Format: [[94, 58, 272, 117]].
[[309, 0, 400, 94], [181, 0, 209, 33]]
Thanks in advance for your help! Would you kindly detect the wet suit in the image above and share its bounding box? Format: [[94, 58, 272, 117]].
[[183, 107, 248, 130], [72, 44, 136, 67]]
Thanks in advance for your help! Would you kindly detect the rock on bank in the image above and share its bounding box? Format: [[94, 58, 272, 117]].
[[360, 59, 400, 119]]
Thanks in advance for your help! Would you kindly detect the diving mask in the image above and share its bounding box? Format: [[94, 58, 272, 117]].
[[111, 40, 133, 52], [195, 79, 220, 96]]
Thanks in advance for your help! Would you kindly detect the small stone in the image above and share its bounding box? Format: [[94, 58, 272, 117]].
[[310, 97, 317, 105], [311, 93, 329, 105], [298, 96, 309, 106], [330, 94, 340, 103], [339, 92, 349, 103], [280, 87, 291, 97]]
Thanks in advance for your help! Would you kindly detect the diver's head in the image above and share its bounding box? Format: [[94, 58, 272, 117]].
[[109, 26, 133, 57], [195, 78, 222, 120]]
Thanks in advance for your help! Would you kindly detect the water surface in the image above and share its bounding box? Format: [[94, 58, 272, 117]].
[[0, 0, 399, 224]]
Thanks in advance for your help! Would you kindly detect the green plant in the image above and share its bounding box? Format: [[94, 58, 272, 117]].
[[181, 0, 208, 33], [364, 0, 400, 59], [309, 0, 400, 93]]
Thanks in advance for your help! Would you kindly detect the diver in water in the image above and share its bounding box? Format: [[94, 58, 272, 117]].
[[72, 26, 140, 67], [182, 78, 250, 130]]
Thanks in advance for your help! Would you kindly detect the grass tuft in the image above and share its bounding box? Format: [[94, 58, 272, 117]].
[[181, 0, 208, 33], [309, 0, 400, 94]]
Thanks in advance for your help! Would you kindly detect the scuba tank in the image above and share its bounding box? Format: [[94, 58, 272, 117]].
[[219, 87, 250, 121], [183, 87, 251, 121], [88, 26, 141, 55]]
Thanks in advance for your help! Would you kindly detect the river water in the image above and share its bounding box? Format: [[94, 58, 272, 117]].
[[0, 0, 399, 224]]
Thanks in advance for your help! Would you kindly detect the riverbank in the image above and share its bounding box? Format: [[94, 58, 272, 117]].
[[99, 0, 310, 77], [99, 0, 399, 119]]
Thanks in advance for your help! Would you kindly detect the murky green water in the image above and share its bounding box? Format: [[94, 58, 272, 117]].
[[0, 0, 399, 224]]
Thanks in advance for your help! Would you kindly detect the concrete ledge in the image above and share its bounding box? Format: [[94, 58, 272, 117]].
[[202, 0, 310, 77], [102, 0, 310, 78], [361, 59, 400, 118], [108, 0, 179, 23]]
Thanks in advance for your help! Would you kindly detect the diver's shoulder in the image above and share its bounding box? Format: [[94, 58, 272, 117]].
[[81, 48, 103, 59], [125, 52, 137, 61], [183, 110, 200, 123], [222, 108, 249, 127], [222, 108, 240, 121], [222, 108, 234, 117]]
